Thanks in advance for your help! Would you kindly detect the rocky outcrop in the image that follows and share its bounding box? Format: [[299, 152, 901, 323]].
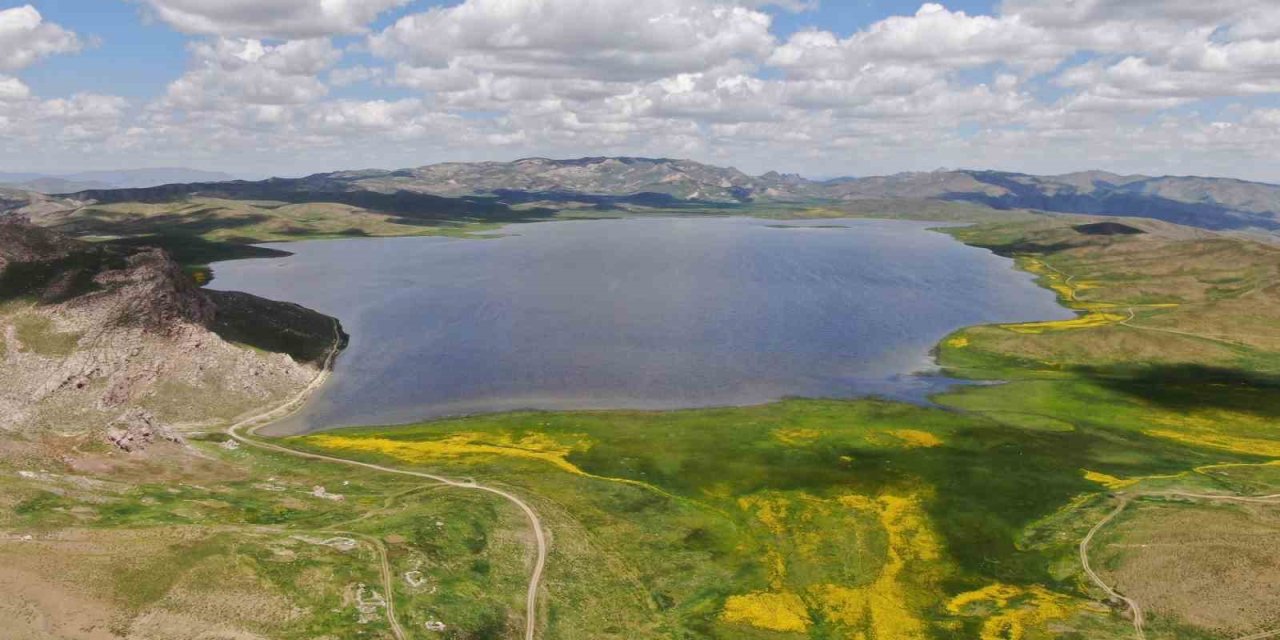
[[104, 409, 184, 452], [0, 222, 344, 436]]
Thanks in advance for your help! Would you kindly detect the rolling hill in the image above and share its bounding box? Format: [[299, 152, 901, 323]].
[[823, 169, 1280, 231], [0, 168, 236, 194], [5, 157, 1280, 235]]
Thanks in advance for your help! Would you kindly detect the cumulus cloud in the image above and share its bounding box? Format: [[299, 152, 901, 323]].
[[328, 65, 384, 87], [160, 38, 341, 111], [771, 4, 1068, 77], [0, 90, 128, 151], [6, 0, 1280, 180], [1000, 0, 1261, 28], [0, 75, 31, 102], [136, 0, 410, 39], [370, 0, 775, 83], [0, 5, 81, 72], [1058, 51, 1280, 101], [997, 0, 1280, 104], [0, 6, 120, 148]]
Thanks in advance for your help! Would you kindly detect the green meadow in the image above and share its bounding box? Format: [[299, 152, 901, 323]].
[[291, 214, 1280, 639], [6, 210, 1279, 639]]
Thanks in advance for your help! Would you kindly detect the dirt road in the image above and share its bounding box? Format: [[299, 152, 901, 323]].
[[1079, 490, 1280, 640], [1079, 495, 1146, 639], [227, 323, 547, 640]]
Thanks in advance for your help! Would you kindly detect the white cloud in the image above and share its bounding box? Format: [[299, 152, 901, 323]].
[[137, 0, 410, 39], [305, 99, 465, 139], [161, 38, 341, 111], [0, 91, 128, 151], [371, 0, 775, 83], [329, 65, 385, 87], [1058, 50, 1280, 101], [1000, 0, 1261, 29], [738, 0, 817, 11], [41, 93, 128, 121], [1244, 108, 1280, 128], [999, 0, 1280, 104], [0, 5, 81, 72], [771, 4, 1068, 77], [0, 75, 31, 101], [6, 1, 1280, 182]]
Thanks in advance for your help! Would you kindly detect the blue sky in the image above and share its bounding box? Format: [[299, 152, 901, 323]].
[[23, 0, 998, 100], [20, 0, 186, 98], [2, 1, 1279, 181]]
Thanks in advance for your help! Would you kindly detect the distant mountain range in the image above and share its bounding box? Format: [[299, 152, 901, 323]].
[[336, 157, 813, 203], [5, 157, 1280, 234], [819, 169, 1280, 232], [0, 168, 236, 194]]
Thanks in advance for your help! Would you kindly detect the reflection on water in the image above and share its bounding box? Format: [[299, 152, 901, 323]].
[[209, 217, 1072, 433]]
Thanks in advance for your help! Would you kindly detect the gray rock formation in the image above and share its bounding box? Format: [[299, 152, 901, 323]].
[[0, 222, 345, 435]]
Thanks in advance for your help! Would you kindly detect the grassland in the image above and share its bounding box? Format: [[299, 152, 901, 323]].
[[762, 198, 1052, 224], [7, 305, 83, 356], [287, 214, 1280, 639], [48, 198, 505, 243], [31, 197, 508, 281], [0, 429, 539, 639], [4, 209, 1280, 639]]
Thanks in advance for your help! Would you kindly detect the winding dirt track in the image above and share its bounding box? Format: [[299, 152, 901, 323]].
[[1079, 491, 1280, 640], [226, 324, 547, 640], [324, 530, 407, 640], [1079, 495, 1146, 639]]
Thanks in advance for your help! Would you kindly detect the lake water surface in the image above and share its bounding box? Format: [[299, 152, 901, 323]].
[[209, 217, 1073, 434]]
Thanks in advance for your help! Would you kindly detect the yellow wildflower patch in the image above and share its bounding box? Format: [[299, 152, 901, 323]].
[[947, 584, 1072, 640], [773, 428, 822, 445], [764, 549, 788, 590], [1143, 410, 1280, 458], [727, 491, 946, 637], [1001, 312, 1127, 334], [1020, 259, 1081, 301], [1082, 470, 1137, 490], [739, 491, 876, 582], [946, 336, 971, 349], [807, 584, 868, 627], [807, 493, 944, 638], [947, 583, 1023, 614], [875, 492, 942, 562], [1073, 301, 1121, 311], [309, 431, 588, 475], [1049, 283, 1076, 300], [1015, 258, 1174, 321], [888, 429, 943, 448], [1020, 258, 1049, 275], [738, 494, 791, 537], [721, 592, 811, 633], [1145, 429, 1280, 458]]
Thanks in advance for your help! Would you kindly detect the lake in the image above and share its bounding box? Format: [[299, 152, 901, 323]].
[[209, 217, 1073, 434]]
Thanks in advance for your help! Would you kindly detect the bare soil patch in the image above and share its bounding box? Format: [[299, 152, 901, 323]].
[[1098, 500, 1280, 635]]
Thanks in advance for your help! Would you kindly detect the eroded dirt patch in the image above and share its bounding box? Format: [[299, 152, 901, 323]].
[[1097, 500, 1280, 636]]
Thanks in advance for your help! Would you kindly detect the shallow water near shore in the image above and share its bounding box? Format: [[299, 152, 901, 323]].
[[209, 217, 1073, 434]]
